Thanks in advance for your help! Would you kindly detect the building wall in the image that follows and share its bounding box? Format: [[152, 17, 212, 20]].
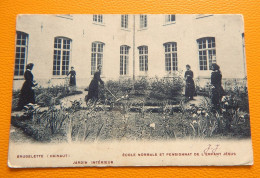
[[13, 14, 246, 90]]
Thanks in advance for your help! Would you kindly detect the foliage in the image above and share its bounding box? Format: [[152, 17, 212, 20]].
[[12, 85, 83, 109], [149, 76, 184, 100], [133, 77, 149, 95], [11, 78, 251, 142]]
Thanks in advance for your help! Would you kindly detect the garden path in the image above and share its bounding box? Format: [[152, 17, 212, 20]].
[[59, 89, 210, 111], [187, 95, 211, 107], [60, 89, 88, 107]]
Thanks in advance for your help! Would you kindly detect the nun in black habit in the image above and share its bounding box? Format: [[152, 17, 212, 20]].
[[17, 63, 38, 110], [184, 64, 195, 100], [85, 65, 104, 104], [211, 63, 224, 111], [67, 66, 76, 87]]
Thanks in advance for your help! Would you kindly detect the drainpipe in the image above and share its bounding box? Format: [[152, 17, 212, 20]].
[[133, 15, 136, 81]]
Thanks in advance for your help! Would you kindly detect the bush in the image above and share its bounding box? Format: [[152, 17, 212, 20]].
[[134, 77, 149, 95], [149, 76, 184, 100], [12, 85, 82, 109], [100, 79, 133, 101]]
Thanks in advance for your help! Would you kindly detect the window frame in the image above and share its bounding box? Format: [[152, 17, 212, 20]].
[[121, 15, 129, 29], [164, 15, 176, 25], [163, 42, 178, 72], [14, 31, 29, 77], [52, 37, 72, 76], [140, 15, 147, 29], [138, 45, 148, 72], [197, 37, 216, 71], [91, 41, 105, 75], [93, 14, 104, 25], [120, 45, 130, 76]]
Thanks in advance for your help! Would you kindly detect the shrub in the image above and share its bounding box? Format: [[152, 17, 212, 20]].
[[12, 85, 82, 109], [149, 76, 184, 100], [100, 79, 132, 101], [134, 77, 149, 95]]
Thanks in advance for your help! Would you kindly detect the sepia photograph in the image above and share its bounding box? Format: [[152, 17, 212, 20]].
[[8, 14, 253, 167]]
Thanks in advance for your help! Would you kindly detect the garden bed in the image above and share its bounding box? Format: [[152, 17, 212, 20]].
[[10, 102, 251, 143], [10, 77, 251, 143], [12, 85, 83, 111]]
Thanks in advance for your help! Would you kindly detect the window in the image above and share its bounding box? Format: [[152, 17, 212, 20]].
[[56, 14, 73, 20], [138, 46, 148, 72], [14, 31, 28, 76], [93, 14, 103, 24], [140, 15, 147, 29], [53, 37, 72, 75], [165, 15, 176, 24], [197, 37, 216, 70], [164, 42, 178, 71], [121, 15, 128, 29], [196, 14, 213, 19], [120, 45, 130, 75], [91, 42, 104, 75]]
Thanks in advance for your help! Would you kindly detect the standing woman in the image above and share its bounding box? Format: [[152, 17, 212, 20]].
[[184, 64, 195, 100], [85, 65, 104, 104], [67, 66, 76, 91], [17, 63, 38, 110], [211, 63, 224, 111]]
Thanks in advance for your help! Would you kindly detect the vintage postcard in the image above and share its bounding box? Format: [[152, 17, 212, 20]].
[[8, 14, 253, 167]]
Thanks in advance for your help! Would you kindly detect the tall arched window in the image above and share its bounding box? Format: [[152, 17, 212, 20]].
[[197, 37, 216, 70], [91, 42, 105, 75], [53, 37, 72, 75], [15, 31, 28, 76], [164, 42, 178, 71], [120, 45, 130, 75], [138, 46, 148, 72]]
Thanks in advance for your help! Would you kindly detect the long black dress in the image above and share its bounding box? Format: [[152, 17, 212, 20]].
[[86, 71, 104, 102], [17, 69, 36, 110], [211, 70, 224, 110], [185, 70, 195, 99], [67, 70, 76, 86]]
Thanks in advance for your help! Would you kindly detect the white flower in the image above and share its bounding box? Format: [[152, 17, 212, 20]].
[[192, 114, 197, 118], [224, 102, 229, 105], [197, 110, 202, 114], [150, 123, 155, 129], [205, 113, 209, 117], [192, 120, 197, 124]]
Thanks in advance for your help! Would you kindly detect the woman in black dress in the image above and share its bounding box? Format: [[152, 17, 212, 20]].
[[211, 64, 224, 111], [67, 66, 76, 91], [184, 64, 195, 100], [17, 63, 38, 110], [85, 65, 104, 104]]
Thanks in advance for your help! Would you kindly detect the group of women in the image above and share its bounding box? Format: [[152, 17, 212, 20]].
[[184, 63, 224, 110], [17, 63, 224, 112]]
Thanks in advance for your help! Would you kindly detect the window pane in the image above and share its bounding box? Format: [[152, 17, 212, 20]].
[[15, 32, 28, 76]]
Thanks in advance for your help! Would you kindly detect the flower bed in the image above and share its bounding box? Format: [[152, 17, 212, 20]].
[[12, 85, 83, 110]]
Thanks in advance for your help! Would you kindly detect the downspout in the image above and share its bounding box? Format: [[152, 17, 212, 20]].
[[133, 15, 136, 81]]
